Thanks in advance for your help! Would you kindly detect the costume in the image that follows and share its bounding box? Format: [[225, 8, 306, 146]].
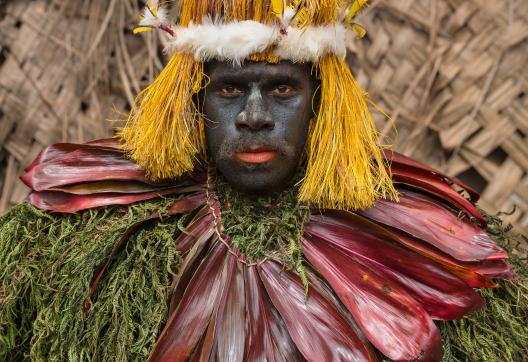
[[1, 1, 527, 361]]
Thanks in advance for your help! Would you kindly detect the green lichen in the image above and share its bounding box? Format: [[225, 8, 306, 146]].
[[215, 175, 310, 286], [0, 199, 182, 361], [438, 211, 528, 362], [1, 190, 526, 361]]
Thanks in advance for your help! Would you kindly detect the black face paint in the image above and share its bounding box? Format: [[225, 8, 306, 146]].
[[203, 61, 317, 194]]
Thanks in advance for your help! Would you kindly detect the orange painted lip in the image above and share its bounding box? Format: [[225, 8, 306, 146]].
[[235, 148, 277, 164]]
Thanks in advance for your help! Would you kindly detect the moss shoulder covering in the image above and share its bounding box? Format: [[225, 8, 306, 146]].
[[0, 199, 182, 361], [0, 196, 526, 361], [438, 213, 528, 362]]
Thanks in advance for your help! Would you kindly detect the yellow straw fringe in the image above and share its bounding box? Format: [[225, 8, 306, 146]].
[[118, 53, 205, 180], [120, 1, 392, 210], [299, 55, 397, 210]]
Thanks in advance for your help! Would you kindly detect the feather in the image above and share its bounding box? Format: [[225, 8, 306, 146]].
[[283, 0, 306, 28], [271, 0, 286, 19], [134, 1, 173, 36], [349, 23, 367, 38], [345, 0, 368, 21], [166, 20, 349, 64], [275, 24, 348, 62], [133, 26, 155, 34], [168, 19, 280, 66]]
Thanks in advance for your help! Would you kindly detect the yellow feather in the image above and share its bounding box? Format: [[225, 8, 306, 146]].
[[350, 23, 367, 38], [291, 7, 309, 28], [271, 0, 285, 18], [133, 26, 155, 34], [147, 2, 159, 18], [346, 0, 368, 21]]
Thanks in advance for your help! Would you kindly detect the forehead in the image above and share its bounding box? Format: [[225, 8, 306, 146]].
[[205, 61, 313, 83]]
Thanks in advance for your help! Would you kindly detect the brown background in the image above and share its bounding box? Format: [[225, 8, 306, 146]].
[[0, 0, 527, 233]]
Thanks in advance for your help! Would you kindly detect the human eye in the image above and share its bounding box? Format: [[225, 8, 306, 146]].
[[217, 85, 244, 97], [270, 85, 297, 98]]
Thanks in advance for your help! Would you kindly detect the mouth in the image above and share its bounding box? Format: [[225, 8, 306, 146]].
[[234, 147, 277, 164]]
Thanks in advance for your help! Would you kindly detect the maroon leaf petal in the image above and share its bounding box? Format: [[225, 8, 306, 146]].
[[24, 142, 120, 173], [47, 180, 199, 195], [302, 239, 442, 361], [150, 242, 229, 362], [359, 190, 507, 262], [386, 227, 513, 286], [259, 260, 377, 362], [169, 213, 217, 314], [305, 211, 484, 320], [304, 268, 379, 360], [245, 265, 304, 362], [385, 150, 480, 201], [167, 192, 208, 215], [27, 187, 190, 213], [391, 165, 486, 227], [207, 254, 246, 361], [22, 147, 148, 190]]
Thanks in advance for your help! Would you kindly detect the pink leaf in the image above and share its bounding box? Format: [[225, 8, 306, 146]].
[[259, 260, 378, 362], [359, 190, 507, 262], [303, 239, 442, 361]]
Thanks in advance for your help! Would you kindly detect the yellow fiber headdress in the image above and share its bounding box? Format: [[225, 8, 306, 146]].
[[120, 0, 397, 210]]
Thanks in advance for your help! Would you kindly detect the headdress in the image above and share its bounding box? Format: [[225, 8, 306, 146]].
[[120, 0, 397, 210]]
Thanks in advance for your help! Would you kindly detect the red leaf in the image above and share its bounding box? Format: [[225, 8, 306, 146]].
[[175, 213, 215, 252], [305, 211, 484, 320], [150, 242, 229, 362], [385, 150, 480, 201], [304, 268, 379, 360], [28, 187, 190, 213], [24, 142, 120, 173], [391, 165, 486, 227], [170, 211, 216, 314], [386, 227, 513, 286], [245, 266, 303, 361], [22, 147, 148, 191], [259, 260, 377, 362], [167, 192, 208, 216], [359, 190, 507, 262], [302, 239, 442, 361], [207, 254, 247, 361], [47, 180, 198, 195]]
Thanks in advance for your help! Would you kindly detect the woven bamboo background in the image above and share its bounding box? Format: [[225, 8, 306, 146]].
[[0, 1, 527, 233]]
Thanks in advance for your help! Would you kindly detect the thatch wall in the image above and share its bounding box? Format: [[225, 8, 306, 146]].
[[0, 0, 527, 233]]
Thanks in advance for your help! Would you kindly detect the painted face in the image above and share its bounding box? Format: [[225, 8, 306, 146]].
[[203, 61, 317, 193]]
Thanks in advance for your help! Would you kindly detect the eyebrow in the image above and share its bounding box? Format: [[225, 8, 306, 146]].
[[209, 72, 304, 87]]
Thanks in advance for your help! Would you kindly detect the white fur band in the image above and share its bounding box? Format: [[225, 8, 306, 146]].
[[166, 19, 348, 64]]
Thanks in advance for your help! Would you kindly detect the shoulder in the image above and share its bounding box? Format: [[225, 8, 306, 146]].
[[20, 138, 206, 213]]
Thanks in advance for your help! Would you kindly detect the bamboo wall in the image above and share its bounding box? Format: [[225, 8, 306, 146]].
[[0, 0, 527, 233]]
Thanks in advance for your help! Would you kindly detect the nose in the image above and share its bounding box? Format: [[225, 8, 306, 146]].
[[235, 85, 274, 131]]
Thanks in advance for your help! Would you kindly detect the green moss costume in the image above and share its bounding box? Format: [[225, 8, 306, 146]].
[[1, 182, 527, 361]]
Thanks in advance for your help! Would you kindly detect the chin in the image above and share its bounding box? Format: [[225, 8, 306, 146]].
[[217, 161, 296, 194]]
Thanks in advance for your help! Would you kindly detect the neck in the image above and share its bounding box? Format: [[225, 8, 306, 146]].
[[214, 172, 309, 269]]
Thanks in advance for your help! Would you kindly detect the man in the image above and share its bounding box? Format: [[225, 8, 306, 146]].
[[1, 1, 526, 361]]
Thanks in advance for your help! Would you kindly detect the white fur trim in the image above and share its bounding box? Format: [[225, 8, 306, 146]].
[[166, 19, 348, 64], [276, 24, 347, 63], [168, 19, 279, 65]]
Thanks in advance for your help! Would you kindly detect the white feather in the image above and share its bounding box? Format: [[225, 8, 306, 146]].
[[168, 19, 279, 65], [283, 7, 297, 26], [166, 19, 348, 64], [138, 6, 169, 28], [275, 24, 348, 63]]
